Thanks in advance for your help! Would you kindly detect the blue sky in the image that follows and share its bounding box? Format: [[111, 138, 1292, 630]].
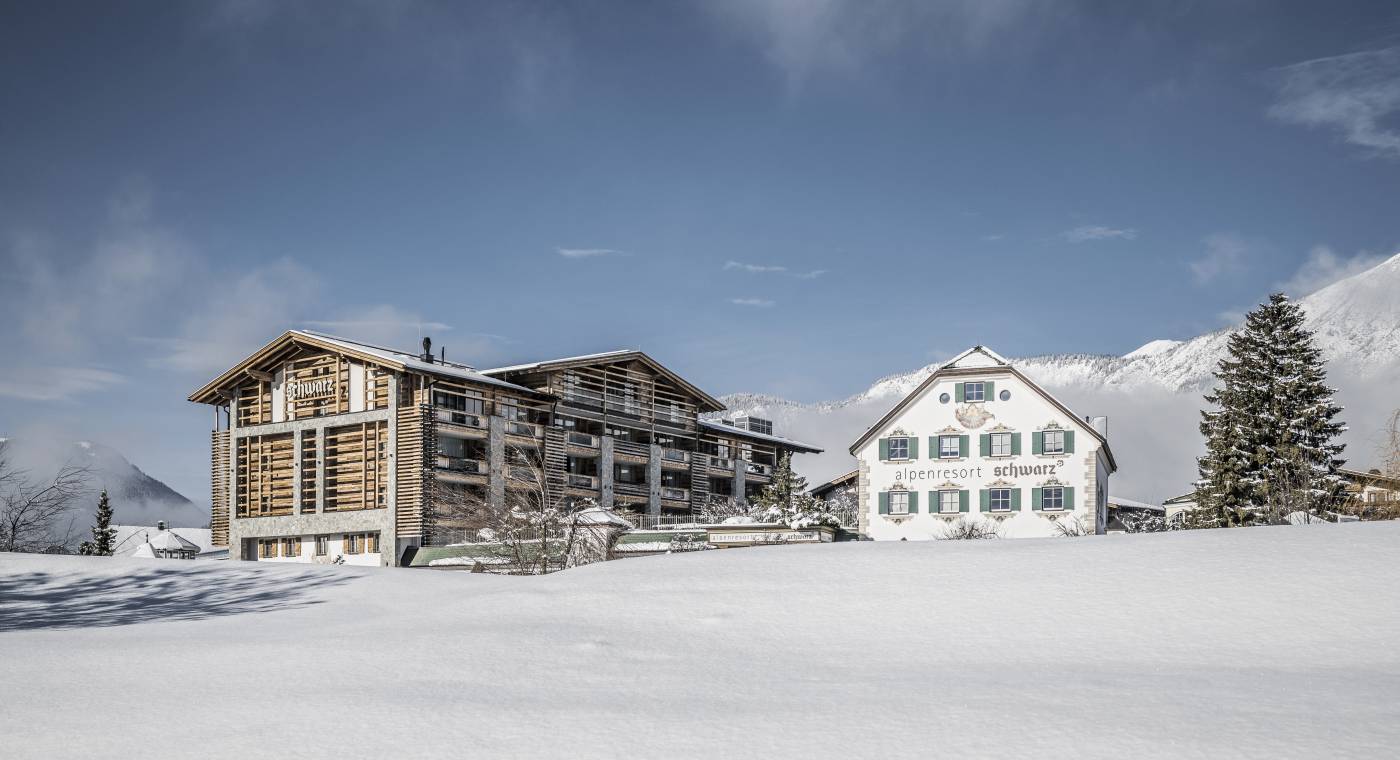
[[3, 1, 1399, 501]]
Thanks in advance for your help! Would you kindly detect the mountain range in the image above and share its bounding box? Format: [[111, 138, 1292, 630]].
[[1, 438, 205, 532], [720, 252, 1400, 503]]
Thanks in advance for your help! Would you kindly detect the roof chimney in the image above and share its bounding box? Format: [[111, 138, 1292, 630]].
[[421, 336, 433, 363], [157, 520, 167, 532], [1088, 416, 1108, 439]]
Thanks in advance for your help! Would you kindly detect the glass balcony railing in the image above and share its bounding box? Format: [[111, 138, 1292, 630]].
[[436, 456, 484, 474]]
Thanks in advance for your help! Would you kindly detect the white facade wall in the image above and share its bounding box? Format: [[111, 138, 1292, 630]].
[[253, 533, 384, 566], [855, 350, 1111, 540]]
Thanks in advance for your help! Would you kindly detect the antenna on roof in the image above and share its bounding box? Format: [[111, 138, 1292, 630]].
[[421, 336, 433, 363]]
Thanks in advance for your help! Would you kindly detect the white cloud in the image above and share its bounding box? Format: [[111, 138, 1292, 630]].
[[701, 0, 1056, 94], [793, 269, 827, 279], [730, 298, 776, 308], [0, 367, 124, 403], [1269, 46, 1400, 159], [1275, 245, 1389, 297], [557, 247, 624, 258], [724, 260, 787, 273], [1063, 225, 1137, 243], [1190, 233, 1252, 284]]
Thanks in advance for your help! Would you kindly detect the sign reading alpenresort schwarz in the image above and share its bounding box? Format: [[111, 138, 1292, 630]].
[[892, 458, 1067, 483]]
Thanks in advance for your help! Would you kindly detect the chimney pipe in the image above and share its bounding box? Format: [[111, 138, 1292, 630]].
[[157, 520, 166, 532], [421, 337, 433, 363]]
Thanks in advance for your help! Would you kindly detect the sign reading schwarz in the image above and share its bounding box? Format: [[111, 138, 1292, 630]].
[[286, 377, 336, 401]]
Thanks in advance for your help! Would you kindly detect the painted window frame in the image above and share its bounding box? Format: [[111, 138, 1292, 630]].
[[938, 489, 960, 514], [989, 488, 1013, 512], [888, 436, 910, 461], [1042, 430, 1065, 455], [990, 432, 1012, 457], [938, 435, 960, 459], [1041, 486, 1065, 511], [888, 491, 911, 516], [964, 382, 986, 402]]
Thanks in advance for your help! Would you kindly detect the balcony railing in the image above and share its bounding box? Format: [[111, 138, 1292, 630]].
[[661, 487, 689, 502], [566, 432, 599, 448], [661, 448, 691, 464], [436, 456, 485, 475], [710, 456, 733, 470], [568, 474, 599, 489], [745, 462, 772, 476], [504, 421, 541, 438], [436, 409, 486, 429], [614, 481, 649, 498]]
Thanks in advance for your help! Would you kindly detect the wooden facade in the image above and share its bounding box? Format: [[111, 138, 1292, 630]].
[[191, 332, 819, 566]]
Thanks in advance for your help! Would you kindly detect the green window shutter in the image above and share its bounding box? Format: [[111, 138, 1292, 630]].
[[955, 383, 965, 402], [1063, 430, 1076, 454], [1063, 487, 1075, 509], [985, 380, 995, 401], [928, 436, 937, 459], [1032, 431, 1043, 455], [908, 491, 919, 514], [879, 438, 889, 460], [1032, 487, 1043, 510], [909, 437, 919, 459], [979, 434, 990, 457], [878, 492, 889, 515], [959, 435, 969, 458], [1011, 433, 1022, 456], [1012, 488, 1023, 511], [979, 489, 989, 512], [959, 490, 970, 513]]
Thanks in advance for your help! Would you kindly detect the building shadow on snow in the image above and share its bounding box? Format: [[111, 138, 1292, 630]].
[[0, 565, 356, 632]]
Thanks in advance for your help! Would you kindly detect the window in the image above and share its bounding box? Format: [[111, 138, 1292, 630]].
[[990, 433, 1012, 457], [989, 488, 1012, 512], [315, 535, 328, 556], [345, 533, 361, 554], [889, 491, 910, 515], [964, 382, 985, 402], [258, 539, 277, 559], [281, 537, 299, 558], [1042, 430, 1065, 455], [1041, 486, 1065, 511], [939, 435, 961, 459], [888, 437, 910, 460], [365, 532, 379, 554], [939, 490, 960, 514]]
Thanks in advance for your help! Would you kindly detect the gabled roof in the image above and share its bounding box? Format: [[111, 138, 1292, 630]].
[[698, 419, 822, 454], [189, 330, 542, 404], [810, 469, 858, 498], [848, 345, 1117, 472], [484, 350, 725, 413]]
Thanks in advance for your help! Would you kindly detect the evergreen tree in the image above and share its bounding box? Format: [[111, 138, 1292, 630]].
[[78, 489, 116, 556], [752, 452, 808, 515], [1197, 293, 1347, 525]]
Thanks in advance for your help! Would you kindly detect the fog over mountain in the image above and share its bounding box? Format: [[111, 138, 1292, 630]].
[[721, 253, 1400, 503], [1, 438, 205, 533]]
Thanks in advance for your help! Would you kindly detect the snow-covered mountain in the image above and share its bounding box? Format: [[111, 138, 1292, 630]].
[[1, 439, 205, 531], [721, 252, 1400, 503]]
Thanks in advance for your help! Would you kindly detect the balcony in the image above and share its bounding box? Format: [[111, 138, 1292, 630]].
[[661, 487, 689, 502], [614, 481, 649, 499], [566, 431, 599, 448], [568, 473, 599, 489], [661, 448, 691, 465], [435, 408, 486, 431], [710, 456, 733, 471], [504, 420, 541, 438], [745, 461, 772, 477], [436, 456, 485, 475]]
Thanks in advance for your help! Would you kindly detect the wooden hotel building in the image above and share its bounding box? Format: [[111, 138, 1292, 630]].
[[189, 331, 819, 566]]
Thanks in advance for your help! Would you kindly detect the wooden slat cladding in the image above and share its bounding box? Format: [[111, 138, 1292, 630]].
[[546, 360, 699, 430], [236, 433, 295, 517], [210, 430, 230, 546], [299, 429, 317, 514], [237, 381, 271, 427], [396, 403, 429, 539], [324, 421, 388, 512]]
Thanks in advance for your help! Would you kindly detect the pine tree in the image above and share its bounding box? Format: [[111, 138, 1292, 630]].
[[78, 489, 116, 556], [752, 452, 808, 515], [1197, 293, 1347, 525]]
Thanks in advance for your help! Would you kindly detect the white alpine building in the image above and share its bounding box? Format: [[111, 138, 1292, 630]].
[[850, 346, 1116, 539]]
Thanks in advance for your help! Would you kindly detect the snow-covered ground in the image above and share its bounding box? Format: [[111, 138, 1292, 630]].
[[3, 523, 1399, 758]]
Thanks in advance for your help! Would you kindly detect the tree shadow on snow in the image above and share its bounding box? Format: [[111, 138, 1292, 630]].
[[0, 565, 356, 632]]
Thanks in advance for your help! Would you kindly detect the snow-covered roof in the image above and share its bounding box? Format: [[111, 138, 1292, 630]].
[[698, 419, 822, 453], [295, 331, 540, 395], [129, 542, 156, 559], [1108, 496, 1165, 513], [573, 507, 635, 529], [148, 530, 201, 552], [483, 349, 637, 375], [112, 525, 212, 556]]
